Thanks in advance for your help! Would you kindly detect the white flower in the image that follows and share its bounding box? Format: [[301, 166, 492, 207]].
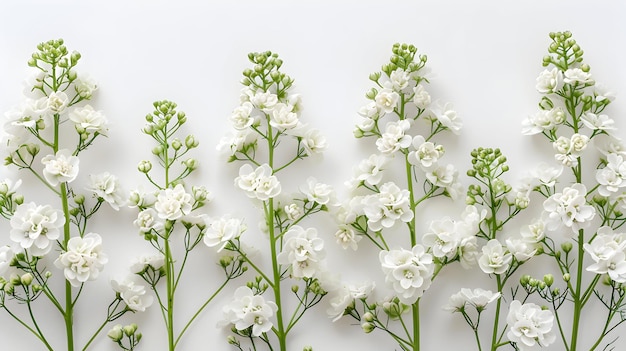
[[134, 208, 163, 233], [0, 246, 14, 275], [86, 172, 125, 210], [204, 215, 246, 252], [594, 84, 616, 103], [54, 233, 108, 287], [277, 226, 325, 279], [129, 253, 165, 273], [229, 102, 255, 130], [506, 300, 556, 350], [362, 182, 413, 231], [426, 164, 459, 190], [478, 239, 512, 275], [521, 107, 565, 135], [429, 101, 462, 135], [300, 128, 327, 156], [582, 112, 616, 133], [596, 153, 626, 197], [506, 237, 537, 262], [564, 68, 594, 86], [334, 224, 361, 251], [358, 101, 380, 120], [69, 105, 108, 135], [300, 177, 336, 205], [412, 84, 431, 109], [570, 133, 589, 155], [594, 134, 626, 157], [583, 226, 626, 282], [408, 135, 444, 171], [520, 219, 546, 244], [380, 245, 434, 304], [376, 120, 412, 155], [221, 286, 277, 337], [10, 202, 64, 256], [326, 281, 375, 321], [353, 153, 389, 187], [535, 67, 563, 94], [542, 183, 595, 234], [216, 129, 258, 156], [74, 73, 98, 98], [41, 149, 80, 186], [422, 218, 460, 261], [154, 184, 193, 221], [248, 90, 278, 111], [389, 69, 410, 91], [374, 88, 399, 114], [284, 203, 304, 221], [111, 276, 153, 312], [530, 162, 563, 187], [270, 103, 300, 130], [444, 288, 500, 312], [46, 91, 69, 114], [235, 163, 281, 201]]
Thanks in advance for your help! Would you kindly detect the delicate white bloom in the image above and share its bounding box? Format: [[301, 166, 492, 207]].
[[111, 277, 153, 312], [594, 134, 626, 157], [0, 178, 21, 195], [570, 133, 589, 155], [86, 172, 125, 210], [277, 226, 325, 279], [128, 187, 157, 209], [379, 245, 434, 304], [422, 218, 460, 261], [563, 68, 594, 86], [520, 219, 546, 244], [530, 162, 563, 188], [413, 84, 431, 109], [41, 149, 80, 186], [429, 101, 462, 135], [582, 112, 616, 133], [374, 88, 400, 114], [506, 300, 556, 350], [10, 202, 64, 256], [327, 281, 375, 321], [584, 226, 626, 282], [129, 253, 165, 273], [216, 129, 258, 156], [229, 102, 255, 130], [248, 90, 278, 111], [408, 135, 444, 170], [300, 128, 327, 155], [389, 69, 410, 91], [358, 101, 380, 120], [353, 153, 390, 187], [536, 67, 563, 94], [46, 91, 69, 114], [284, 203, 304, 221], [55, 233, 108, 287], [376, 120, 412, 155], [69, 105, 108, 135], [270, 103, 300, 130], [0, 246, 14, 275], [426, 164, 459, 191], [594, 84, 616, 103], [134, 208, 163, 233], [506, 237, 537, 262], [444, 288, 501, 312], [542, 183, 595, 234], [221, 286, 278, 337], [300, 177, 336, 205], [597, 153, 626, 197], [154, 184, 193, 221], [235, 163, 281, 201], [204, 215, 246, 252], [74, 74, 98, 98], [478, 239, 512, 275], [521, 108, 565, 135], [362, 182, 413, 231], [334, 224, 361, 250]]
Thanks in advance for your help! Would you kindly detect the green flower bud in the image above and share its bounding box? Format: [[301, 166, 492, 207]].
[[561, 242, 573, 253], [74, 194, 85, 205], [363, 312, 375, 322], [520, 274, 531, 286], [185, 134, 199, 149], [123, 323, 138, 336], [361, 322, 375, 334], [543, 274, 554, 287], [563, 273, 570, 282], [27, 143, 40, 156], [183, 158, 198, 171], [107, 325, 124, 342], [291, 285, 299, 293], [14, 194, 24, 205], [20, 273, 33, 286], [171, 138, 182, 150], [227, 335, 238, 345], [138, 160, 152, 173]]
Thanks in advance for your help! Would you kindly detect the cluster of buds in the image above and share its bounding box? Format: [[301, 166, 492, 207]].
[[543, 31, 585, 71], [466, 148, 512, 206], [108, 323, 142, 350]]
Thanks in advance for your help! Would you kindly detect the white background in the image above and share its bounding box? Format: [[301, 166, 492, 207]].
[[1, 1, 626, 350]]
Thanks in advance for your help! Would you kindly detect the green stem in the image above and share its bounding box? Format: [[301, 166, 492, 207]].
[[165, 238, 175, 351], [4, 306, 54, 350], [60, 182, 74, 351], [412, 300, 420, 351], [268, 198, 287, 351], [490, 276, 503, 351], [569, 229, 584, 351]]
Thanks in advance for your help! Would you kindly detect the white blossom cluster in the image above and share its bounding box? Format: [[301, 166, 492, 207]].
[[379, 245, 434, 304], [221, 286, 278, 337], [506, 300, 556, 350]]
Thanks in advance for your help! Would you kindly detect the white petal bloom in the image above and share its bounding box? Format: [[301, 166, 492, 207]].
[[520, 219, 546, 244], [354, 153, 390, 187], [521, 107, 565, 135], [505, 237, 537, 262], [129, 253, 165, 273], [569, 133, 589, 156], [270, 103, 300, 130], [216, 129, 258, 156], [334, 224, 361, 250], [276, 226, 325, 279], [596, 153, 626, 197], [506, 300, 556, 350], [422, 218, 460, 260], [235, 163, 281, 201], [582, 112, 616, 133], [154, 184, 193, 221], [408, 135, 444, 171], [358, 101, 381, 120], [584, 227, 626, 282], [300, 177, 336, 205], [134, 208, 163, 233], [594, 134, 626, 157], [300, 127, 327, 156], [563, 68, 594, 86], [530, 162, 563, 188], [326, 281, 375, 321], [10, 202, 64, 256], [46, 91, 69, 115], [413, 84, 431, 109], [362, 182, 413, 231], [0, 246, 14, 275], [69, 105, 109, 135], [55, 233, 108, 287], [374, 88, 400, 114], [542, 183, 595, 235], [429, 101, 462, 135], [41, 149, 80, 186], [478, 239, 512, 275], [74, 73, 98, 99], [111, 276, 153, 312], [204, 215, 246, 252], [444, 288, 500, 312], [426, 164, 459, 191], [229, 101, 255, 130], [379, 245, 434, 304], [376, 120, 412, 155], [389, 69, 410, 91], [535, 67, 563, 94], [221, 286, 277, 337], [248, 90, 278, 111], [86, 172, 126, 210]]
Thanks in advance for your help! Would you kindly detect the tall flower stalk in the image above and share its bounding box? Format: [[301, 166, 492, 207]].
[[328, 43, 465, 351], [218, 51, 332, 351], [128, 100, 247, 351], [0, 39, 135, 350]]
